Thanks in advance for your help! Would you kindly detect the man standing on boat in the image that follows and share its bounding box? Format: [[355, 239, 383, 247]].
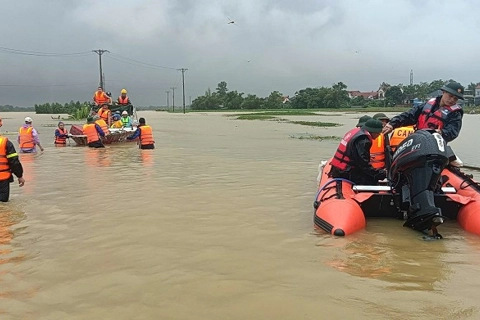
[[0, 117, 25, 202], [382, 82, 464, 143], [329, 119, 386, 185], [18, 117, 44, 153], [126, 117, 155, 149]]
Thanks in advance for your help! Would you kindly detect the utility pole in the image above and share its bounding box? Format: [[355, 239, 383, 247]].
[[410, 69, 414, 86], [166, 90, 170, 109], [178, 68, 188, 114], [170, 87, 177, 112], [92, 49, 109, 89]]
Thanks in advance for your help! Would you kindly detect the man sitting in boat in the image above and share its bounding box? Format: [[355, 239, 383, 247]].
[[92, 87, 111, 106], [83, 116, 105, 148], [126, 117, 154, 149], [110, 114, 123, 128], [117, 89, 132, 106], [356, 115, 371, 128], [120, 111, 132, 128], [329, 119, 386, 185], [97, 104, 112, 127]]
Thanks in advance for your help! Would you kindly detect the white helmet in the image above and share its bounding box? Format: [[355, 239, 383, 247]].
[[121, 111, 128, 115], [25, 117, 33, 123]]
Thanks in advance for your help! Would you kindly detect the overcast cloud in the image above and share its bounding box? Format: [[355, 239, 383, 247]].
[[1, 0, 479, 107]]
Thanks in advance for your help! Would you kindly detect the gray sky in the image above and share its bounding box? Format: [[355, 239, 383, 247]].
[[1, 0, 479, 107]]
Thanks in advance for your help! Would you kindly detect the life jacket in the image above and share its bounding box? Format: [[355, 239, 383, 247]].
[[139, 125, 154, 145], [19, 126, 35, 149], [331, 128, 372, 171], [121, 116, 131, 127], [97, 108, 111, 123], [83, 124, 100, 144], [416, 98, 462, 130], [390, 126, 415, 152], [117, 96, 130, 105], [370, 134, 385, 169], [110, 120, 123, 129], [55, 127, 68, 144], [95, 119, 109, 135], [0, 137, 12, 181], [94, 91, 110, 104]]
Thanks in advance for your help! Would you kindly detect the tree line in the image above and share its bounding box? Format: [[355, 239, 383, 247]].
[[191, 79, 479, 110], [34, 100, 90, 114], [0, 105, 34, 112]]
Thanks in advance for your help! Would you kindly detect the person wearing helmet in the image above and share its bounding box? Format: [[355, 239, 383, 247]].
[[110, 114, 123, 128], [120, 110, 132, 128], [92, 87, 111, 106], [382, 81, 464, 143], [117, 89, 131, 106], [0, 117, 25, 202], [18, 117, 44, 153]]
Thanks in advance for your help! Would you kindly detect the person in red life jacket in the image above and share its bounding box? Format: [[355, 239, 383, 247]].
[[83, 116, 106, 148], [92, 87, 111, 106], [329, 119, 387, 185], [382, 82, 464, 143], [54, 121, 69, 145], [17, 117, 44, 153], [0, 117, 25, 202], [126, 117, 155, 149], [117, 88, 132, 106], [97, 104, 112, 127]]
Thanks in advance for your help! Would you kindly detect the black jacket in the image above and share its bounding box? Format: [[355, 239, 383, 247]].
[[388, 96, 463, 142]]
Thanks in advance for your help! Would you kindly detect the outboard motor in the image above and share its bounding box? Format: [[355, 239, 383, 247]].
[[389, 130, 449, 234]]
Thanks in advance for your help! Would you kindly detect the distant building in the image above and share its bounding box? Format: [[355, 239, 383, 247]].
[[475, 85, 480, 97], [347, 91, 379, 100]]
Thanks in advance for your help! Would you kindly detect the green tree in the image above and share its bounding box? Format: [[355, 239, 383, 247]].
[[223, 91, 244, 109], [385, 86, 405, 105], [216, 81, 228, 101], [264, 91, 283, 109]]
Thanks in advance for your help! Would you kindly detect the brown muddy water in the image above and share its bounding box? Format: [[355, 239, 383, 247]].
[[1, 111, 480, 320]]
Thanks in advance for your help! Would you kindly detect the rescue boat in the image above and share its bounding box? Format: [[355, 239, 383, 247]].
[[314, 129, 480, 238], [69, 125, 137, 146]]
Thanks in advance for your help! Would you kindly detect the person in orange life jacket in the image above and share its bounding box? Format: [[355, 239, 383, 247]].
[[126, 117, 155, 149], [382, 82, 464, 143], [389, 125, 415, 152], [92, 87, 111, 106], [330, 119, 387, 185], [54, 121, 69, 145], [83, 116, 105, 148], [97, 104, 112, 127], [17, 117, 44, 153], [117, 88, 132, 105], [0, 117, 25, 202], [370, 113, 390, 170], [356, 115, 371, 128]]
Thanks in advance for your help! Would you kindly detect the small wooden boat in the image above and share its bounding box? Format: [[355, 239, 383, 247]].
[[69, 125, 137, 146]]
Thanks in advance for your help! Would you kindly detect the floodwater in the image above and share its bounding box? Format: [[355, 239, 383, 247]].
[[1, 111, 480, 320]]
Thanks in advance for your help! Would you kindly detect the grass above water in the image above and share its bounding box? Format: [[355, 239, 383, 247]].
[[231, 111, 342, 127]]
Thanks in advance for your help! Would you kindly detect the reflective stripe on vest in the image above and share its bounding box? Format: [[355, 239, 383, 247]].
[[330, 128, 372, 171], [139, 125, 154, 145], [55, 128, 68, 144], [121, 117, 130, 127], [94, 91, 109, 104], [95, 119, 109, 134], [416, 98, 462, 130], [0, 137, 11, 180], [370, 134, 385, 169], [83, 124, 100, 144], [390, 126, 415, 152], [118, 96, 129, 105], [19, 126, 35, 149]]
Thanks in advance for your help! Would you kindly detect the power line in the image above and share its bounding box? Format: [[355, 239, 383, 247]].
[[0, 46, 92, 57], [107, 53, 178, 70]]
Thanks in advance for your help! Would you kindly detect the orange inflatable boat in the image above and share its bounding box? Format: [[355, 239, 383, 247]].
[[314, 130, 480, 238]]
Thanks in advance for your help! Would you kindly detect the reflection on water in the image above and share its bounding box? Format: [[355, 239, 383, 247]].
[[0, 112, 480, 319]]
